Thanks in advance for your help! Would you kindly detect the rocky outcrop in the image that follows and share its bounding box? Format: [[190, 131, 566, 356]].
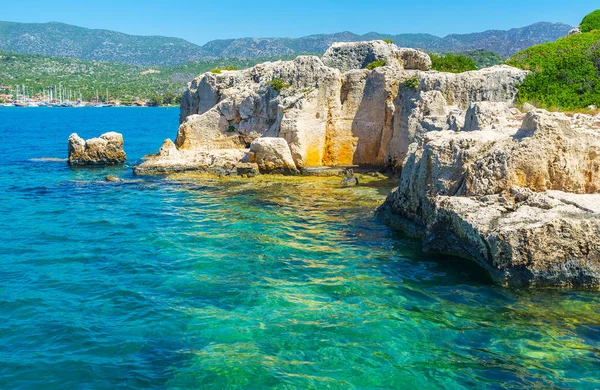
[[242, 137, 298, 173], [68, 132, 126, 165], [135, 41, 527, 175], [378, 109, 600, 288]]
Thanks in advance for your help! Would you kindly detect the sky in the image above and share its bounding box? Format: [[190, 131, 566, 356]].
[[1, 0, 597, 45]]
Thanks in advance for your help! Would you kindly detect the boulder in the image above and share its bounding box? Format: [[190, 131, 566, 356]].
[[322, 40, 403, 72], [243, 137, 298, 174], [568, 27, 582, 36], [397, 48, 432, 71], [521, 102, 537, 113], [68, 132, 126, 165]]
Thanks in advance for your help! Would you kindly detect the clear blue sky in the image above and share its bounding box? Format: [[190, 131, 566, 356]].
[[1, 0, 597, 44]]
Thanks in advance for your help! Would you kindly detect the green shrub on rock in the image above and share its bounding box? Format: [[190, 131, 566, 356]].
[[430, 53, 477, 73], [507, 29, 600, 110], [581, 9, 600, 33], [383, 39, 393, 44], [269, 78, 289, 93], [402, 76, 420, 89], [366, 59, 386, 70]]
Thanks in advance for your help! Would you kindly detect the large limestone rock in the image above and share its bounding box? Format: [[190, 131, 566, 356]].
[[68, 132, 126, 165], [378, 109, 600, 288], [243, 137, 298, 173], [396, 48, 432, 71], [322, 40, 403, 72], [135, 42, 526, 175]]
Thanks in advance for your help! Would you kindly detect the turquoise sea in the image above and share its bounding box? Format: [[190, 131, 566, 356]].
[[1, 107, 599, 389]]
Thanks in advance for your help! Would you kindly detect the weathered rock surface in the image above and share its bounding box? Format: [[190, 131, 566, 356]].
[[378, 109, 600, 288], [68, 132, 126, 165], [322, 41, 402, 72], [242, 137, 298, 173], [135, 41, 527, 175], [133, 138, 247, 175]]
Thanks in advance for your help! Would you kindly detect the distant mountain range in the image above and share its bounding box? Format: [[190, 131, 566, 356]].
[[0, 21, 572, 66]]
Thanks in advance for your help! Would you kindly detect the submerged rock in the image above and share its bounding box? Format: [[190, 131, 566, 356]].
[[105, 175, 122, 182], [341, 176, 359, 187], [68, 132, 126, 165]]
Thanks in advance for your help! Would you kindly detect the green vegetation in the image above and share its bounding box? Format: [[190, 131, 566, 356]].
[[0, 51, 297, 102], [210, 65, 239, 74], [402, 76, 420, 89], [383, 39, 393, 44], [366, 59, 386, 70], [462, 50, 506, 68], [430, 53, 477, 73], [581, 10, 600, 33], [227, 125, 237, 133], [269, 78, 289, 93], [507, 11, 600, 110]]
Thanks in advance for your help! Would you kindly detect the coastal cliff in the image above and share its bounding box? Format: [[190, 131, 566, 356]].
[[135, 40, 600, 289], [134, 41, 527, 174]]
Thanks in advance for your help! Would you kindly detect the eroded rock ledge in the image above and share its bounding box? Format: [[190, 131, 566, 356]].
[[377, 109, 600, 289]]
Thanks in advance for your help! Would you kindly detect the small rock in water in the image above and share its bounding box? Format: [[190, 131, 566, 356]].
[[105, 175, 122, 182], [341, 176, 359, 187], [68, 132, 126, 165]]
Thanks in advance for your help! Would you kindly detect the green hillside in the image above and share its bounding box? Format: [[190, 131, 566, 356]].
[[0, 21, 209, 66], [0, 51, 296, 103], [507, 10, 600, 110]]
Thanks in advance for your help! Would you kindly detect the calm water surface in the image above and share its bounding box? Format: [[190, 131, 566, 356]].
[[0, 107, 599, 389]]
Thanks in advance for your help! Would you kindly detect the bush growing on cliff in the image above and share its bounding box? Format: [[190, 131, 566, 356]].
[[462, 50, 506, 68], [402, 76, 420, 89], [269, 78, 289, 93], [581, 9, 600, 33], [366, 59, 386, 70], [430, 53, 477, 73], [210, 67, 222, 74], [507, 27, 600, 110], [383, 39, 393, 44]]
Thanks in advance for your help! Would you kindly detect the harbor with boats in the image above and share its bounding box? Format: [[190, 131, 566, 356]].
[[0, 84, 160, 107]]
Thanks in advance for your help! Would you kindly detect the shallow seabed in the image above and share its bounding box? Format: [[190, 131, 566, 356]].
[[0, 107, 599, 389]]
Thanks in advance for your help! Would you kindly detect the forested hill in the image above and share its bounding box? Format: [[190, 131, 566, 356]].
[[0, 20, 571, 65]]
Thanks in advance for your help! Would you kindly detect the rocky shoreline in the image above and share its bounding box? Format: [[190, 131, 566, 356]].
[[126, 40, 600, 289]]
